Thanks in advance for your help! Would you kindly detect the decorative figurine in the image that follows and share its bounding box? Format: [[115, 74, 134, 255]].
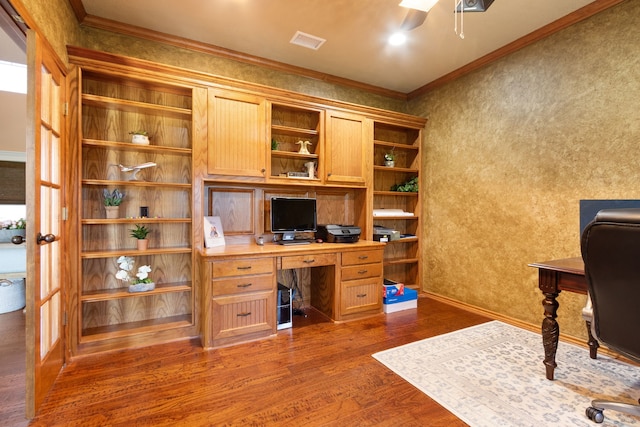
[[296, 140, 312, 155]]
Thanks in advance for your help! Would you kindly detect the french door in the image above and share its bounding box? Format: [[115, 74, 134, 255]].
[[25, 29, 66, 418]]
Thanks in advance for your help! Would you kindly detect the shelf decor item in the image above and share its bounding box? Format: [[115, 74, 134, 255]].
[[391, 176, 418, 192], [0, 218, 26, 243], [296, 140, 312, 155], [384, 151, 395, 167], [130, 224, 151, 250], [102, 189, 125, 218], [129, 130, 150, 145], [115, 256, 155, 293]]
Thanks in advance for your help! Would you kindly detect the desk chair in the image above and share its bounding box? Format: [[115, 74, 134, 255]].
[[581, 208, 640, 423]]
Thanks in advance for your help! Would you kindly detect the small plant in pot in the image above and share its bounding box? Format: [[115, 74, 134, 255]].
[[102, 189, 125, 218], [384, 148, 396, 167], [130, 224, 151, 251], [129, 130, 150, 145]]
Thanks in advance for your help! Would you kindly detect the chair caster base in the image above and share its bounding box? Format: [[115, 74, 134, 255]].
[[586, 406, 604, 423]]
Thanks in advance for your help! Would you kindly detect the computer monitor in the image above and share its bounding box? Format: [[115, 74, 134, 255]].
[[580, 199, 640, 236], [270, 197, 317, 242]]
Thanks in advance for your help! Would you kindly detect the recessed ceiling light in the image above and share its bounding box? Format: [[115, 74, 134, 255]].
[[290, 31, 326, 50], [388, 32, 407, 46]]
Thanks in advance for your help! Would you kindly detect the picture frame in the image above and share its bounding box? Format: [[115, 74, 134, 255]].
[[204, 216, 225, 248]]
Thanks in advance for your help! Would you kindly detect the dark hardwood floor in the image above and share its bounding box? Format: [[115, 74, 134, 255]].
[[5, 296, 491, 426], [0, 308, 28, 427]]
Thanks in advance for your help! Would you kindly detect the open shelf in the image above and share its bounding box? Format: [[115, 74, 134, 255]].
[[76, 67, 196, 354], [81, 281, 192, 302]]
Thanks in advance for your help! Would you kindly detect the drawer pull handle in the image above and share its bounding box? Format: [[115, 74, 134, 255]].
[[358, 255, 369, 260], [237, 283, 252, 288], [358, 269, 368, 274], [237, 266, 252, 270], [237, 312, 252, 317], [357, 293, 367, 298], [303, 259, 316, 264]]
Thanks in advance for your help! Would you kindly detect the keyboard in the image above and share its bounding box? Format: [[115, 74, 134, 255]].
[[278, 239, 313, 245]]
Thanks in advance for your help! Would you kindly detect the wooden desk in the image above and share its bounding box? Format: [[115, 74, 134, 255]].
[[529, 257, 599, 380], [200, 241, 385, 349]]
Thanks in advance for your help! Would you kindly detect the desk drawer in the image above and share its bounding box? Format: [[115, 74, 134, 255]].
[[211, 290, 275, 341], [341, 263, 383, 281], [340, 278, 381, 316], [342, 249, 383, 266], [212, 257, 275, 278], [281, 253, 337, 269], [212, 274, 274, 296]]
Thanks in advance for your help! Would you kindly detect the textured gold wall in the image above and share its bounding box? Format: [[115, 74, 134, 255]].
[[78, 27, 407, 112], [16, 0, 82, 63], [409, 0, 639, 339]]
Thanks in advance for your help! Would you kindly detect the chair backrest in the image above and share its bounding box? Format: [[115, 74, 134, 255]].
[[581, 208, 640, 363]]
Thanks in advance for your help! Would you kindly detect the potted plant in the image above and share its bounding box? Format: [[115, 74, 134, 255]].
[[384, 151, 395, 167], [130, 224, 151, 250], [115, 256, 154, 293], [0, 218, 26, 243], [102, 189, 125, 219], [129, 130, 150, 145]]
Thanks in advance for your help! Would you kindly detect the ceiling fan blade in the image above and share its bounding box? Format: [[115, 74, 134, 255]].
[[401, 8, 428, 31]]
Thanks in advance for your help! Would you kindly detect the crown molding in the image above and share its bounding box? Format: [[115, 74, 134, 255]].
[[408, 0, 625, 99], [69, 0, 623, 101]]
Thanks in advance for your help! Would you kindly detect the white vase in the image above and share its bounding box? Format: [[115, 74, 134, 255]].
[[131, 134, 149, 145], [385, 160, 395, 167]]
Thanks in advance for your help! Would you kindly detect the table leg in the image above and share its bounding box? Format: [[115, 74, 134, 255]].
[[541, 291, 560, 380], [585, 320, 599, 359]]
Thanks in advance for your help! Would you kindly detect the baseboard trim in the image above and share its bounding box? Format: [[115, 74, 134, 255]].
[[422, 291, 637, 364]]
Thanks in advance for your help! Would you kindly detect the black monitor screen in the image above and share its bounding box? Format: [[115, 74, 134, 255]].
[[271, 197, 317, 233]]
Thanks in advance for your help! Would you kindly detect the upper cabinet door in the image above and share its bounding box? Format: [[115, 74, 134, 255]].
[[207, 89, 267, 179], [325, 110, 372, 185]]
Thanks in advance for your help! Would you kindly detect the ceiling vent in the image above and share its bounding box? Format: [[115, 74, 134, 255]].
[[289, 31, 326, 50]]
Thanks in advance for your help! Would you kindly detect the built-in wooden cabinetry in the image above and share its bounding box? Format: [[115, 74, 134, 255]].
[[72, 62, 204, 354], [207, 89, 267, 179], [68, 47, 425, 355], [268, 103, 323, 183], [325, 110, 372, 185], [372, 122, 422, 289]]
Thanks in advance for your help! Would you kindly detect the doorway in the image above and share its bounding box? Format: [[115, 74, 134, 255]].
[[0, 3, 28, 425]]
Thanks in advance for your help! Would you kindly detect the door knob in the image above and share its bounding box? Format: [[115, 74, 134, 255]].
[[37, 233, 56, 245], [11, 235, 25, 245]]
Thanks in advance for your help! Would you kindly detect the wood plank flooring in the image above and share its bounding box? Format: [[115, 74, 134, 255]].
[[6, 296, 492, 426]]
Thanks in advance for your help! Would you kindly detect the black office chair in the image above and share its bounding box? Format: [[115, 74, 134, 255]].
[[581, 208, 640, 423]]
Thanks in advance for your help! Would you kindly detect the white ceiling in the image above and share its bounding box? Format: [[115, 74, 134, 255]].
[[79, 0, 597, 94]]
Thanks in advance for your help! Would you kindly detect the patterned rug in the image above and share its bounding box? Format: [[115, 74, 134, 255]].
[[372, 321, 640, 427]]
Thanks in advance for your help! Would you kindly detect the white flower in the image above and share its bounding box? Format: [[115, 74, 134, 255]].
[[115, 270, 130, 281], [117, 256, 134, 271], [115, 257, 152, 284], [136, 265, 151, 281]]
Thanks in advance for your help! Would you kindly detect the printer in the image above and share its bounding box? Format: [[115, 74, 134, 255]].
[[316, 224, 361, 243]]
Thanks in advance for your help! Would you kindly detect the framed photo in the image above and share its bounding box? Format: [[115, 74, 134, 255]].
[[204, 216, 225, 248]]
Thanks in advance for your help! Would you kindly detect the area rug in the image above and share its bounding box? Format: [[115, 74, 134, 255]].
[[372, 321, 640, 427]]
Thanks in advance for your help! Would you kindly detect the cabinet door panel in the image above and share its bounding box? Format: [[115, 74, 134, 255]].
[[325, 110, 371, 185], [207, 89, 267, 178]]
